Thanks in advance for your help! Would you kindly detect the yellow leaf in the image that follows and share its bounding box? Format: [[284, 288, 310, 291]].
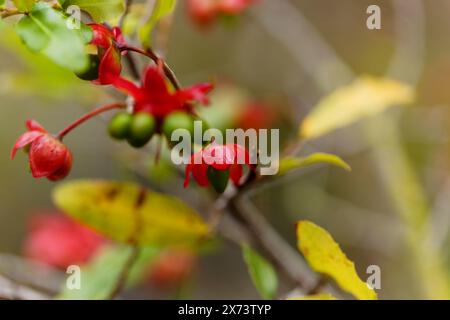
[[278, 153, 351, 176], [53, 180, 210, 248], [300, 76, 414, 140], [289, 293, 337, 300], [296, 221, 377, 300]]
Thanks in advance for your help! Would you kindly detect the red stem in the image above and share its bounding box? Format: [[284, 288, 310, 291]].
[[56, 103, 126, 140], [119, 45, 181, 90]]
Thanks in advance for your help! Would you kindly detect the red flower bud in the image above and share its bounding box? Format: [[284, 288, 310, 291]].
[[11, 120, 73, 181]]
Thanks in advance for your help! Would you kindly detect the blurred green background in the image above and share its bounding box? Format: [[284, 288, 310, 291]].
[[2, 0, 450, 299]]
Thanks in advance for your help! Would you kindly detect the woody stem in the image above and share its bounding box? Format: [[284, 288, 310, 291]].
[[56, 103, 126, 140], [118, 45, 182, 90], [0, 8, 21, 19]]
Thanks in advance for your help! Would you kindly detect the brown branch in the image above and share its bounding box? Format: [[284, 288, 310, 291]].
[[0, 8, 21, 19], [125, 54, 141, 81], [226, 195, 318, 292], [0, 274, 52, 300], [119, 45, 181, 90]]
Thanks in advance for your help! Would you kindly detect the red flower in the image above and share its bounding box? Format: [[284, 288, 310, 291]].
[[113, 66, 213, 120], [235, 102, 275, 130], [24, 213, 105, 269], [11, 120, 73, 181], [88, 23, 125, 85], [147, 250, 196, 289], [187, 0, 256, 26], [184, 143, 252, 188]]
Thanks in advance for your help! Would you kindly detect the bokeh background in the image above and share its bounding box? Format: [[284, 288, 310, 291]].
[[1, 0, 450, 299]]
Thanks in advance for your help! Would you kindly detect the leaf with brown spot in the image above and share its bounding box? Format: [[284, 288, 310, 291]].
[[53, 180, 210, 248]]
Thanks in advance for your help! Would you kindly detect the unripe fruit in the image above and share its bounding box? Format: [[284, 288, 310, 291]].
[[162, 112, 195, 142], [127, 112, 156, 148], [108, 112, 133, 140], [75, 54, 100, 81], [207, 166, 230, 194]]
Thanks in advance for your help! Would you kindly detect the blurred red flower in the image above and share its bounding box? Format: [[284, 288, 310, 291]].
[[11, 120, 72, 181], [148, 250, 196, 289], [187, 0, 256, 26], [235, 102, 275, 130], [23, 213, 105, 269]]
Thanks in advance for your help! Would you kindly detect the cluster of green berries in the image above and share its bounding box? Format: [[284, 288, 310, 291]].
[[108, 111, 197, 148]]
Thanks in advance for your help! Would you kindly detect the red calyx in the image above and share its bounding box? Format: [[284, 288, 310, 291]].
[[112, 66, 213, 121], [11, 120, 73, 181], [184, 143, 253, 188], [88, 23, 124, 85]]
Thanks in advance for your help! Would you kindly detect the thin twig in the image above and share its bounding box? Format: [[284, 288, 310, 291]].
[[107, 187, 147, 300], [119, 0, 134, 29], [155, 12, 175, 57], [57, 102, 126, 140], [226, 196, 318, 291], [119, 45, 181, 90], [0, 274, 52, 300], [106, 247, 140, 300], [125, 54, 141, 80]]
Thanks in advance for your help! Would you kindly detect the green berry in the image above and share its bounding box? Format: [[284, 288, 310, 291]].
[[108, 112, 133, 140], [207, 167, 230, 194], [127, 112, 156, 148], [162, 112, 196, 142], [75, 54, 100, 81]]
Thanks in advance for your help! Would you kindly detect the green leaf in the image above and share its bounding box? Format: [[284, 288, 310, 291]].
[[12, 0, 35, 11], [16, 3, 89, 73], [0, 23, 95, 100], [58, 245, 160, 300], [299, 77, 414, 140], [278, 153, 351, 176], [0, 0, 6, 8], [242, 244, 278, 300], [53, 180, 210, 248], [296, 221, 377, 300], [139, 0, 177, 48], [63, 0, 125, 24]]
